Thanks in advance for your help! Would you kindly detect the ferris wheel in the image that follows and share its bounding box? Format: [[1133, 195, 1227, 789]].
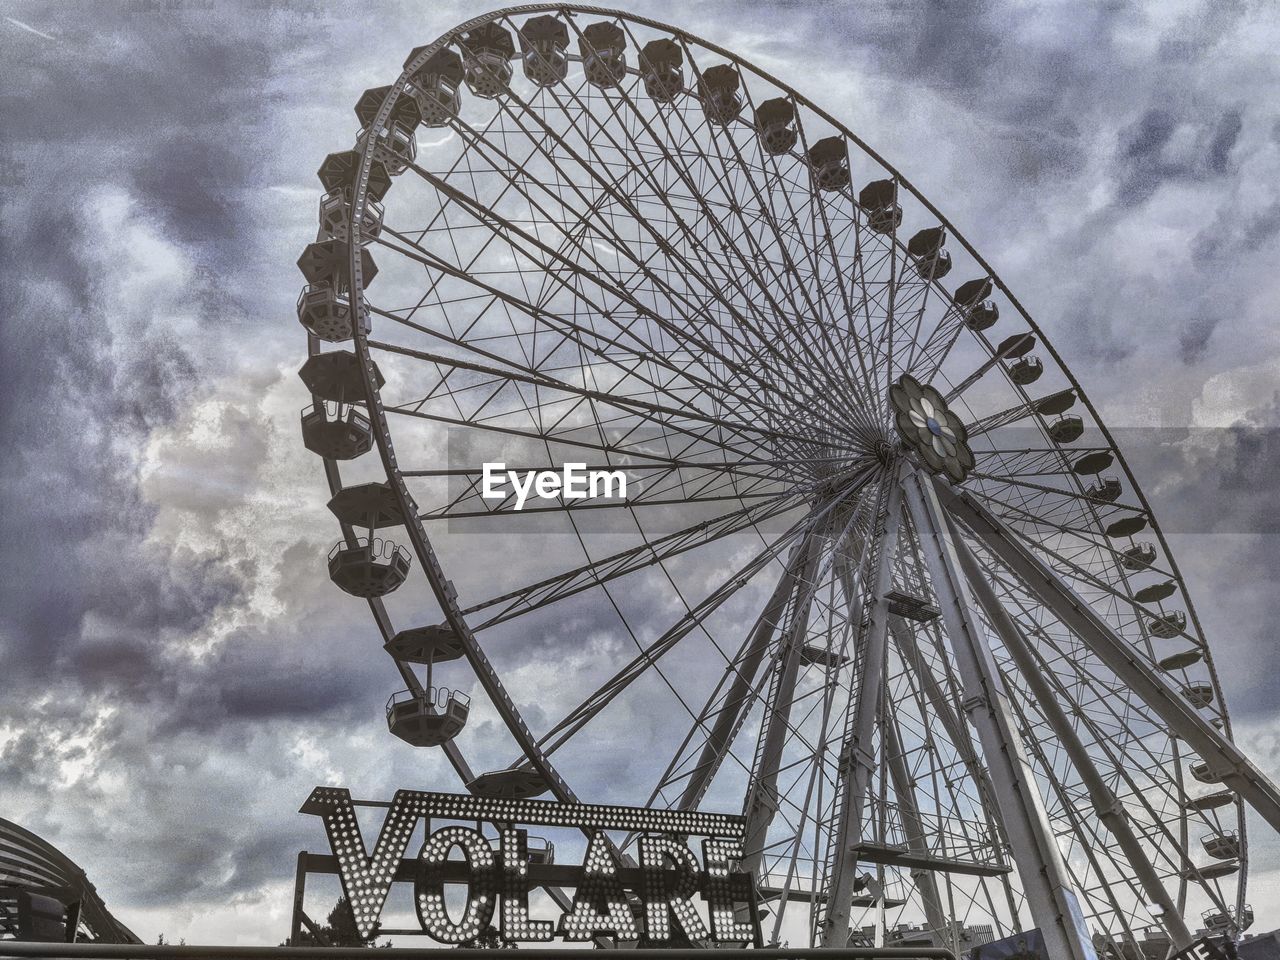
[[294, 6, 1280, 956]]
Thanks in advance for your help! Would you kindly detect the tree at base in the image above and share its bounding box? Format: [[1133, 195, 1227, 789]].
[[290, 896, 380, 947]]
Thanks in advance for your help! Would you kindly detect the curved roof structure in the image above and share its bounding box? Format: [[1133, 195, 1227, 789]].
[[0, 817, 139, 943]]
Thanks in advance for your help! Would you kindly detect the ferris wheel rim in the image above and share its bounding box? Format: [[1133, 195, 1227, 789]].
[[303, 2, 1251, 944]]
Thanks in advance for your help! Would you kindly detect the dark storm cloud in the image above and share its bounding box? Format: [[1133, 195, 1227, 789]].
[[1113, 106, 1244, 206], [0, 0, 414, 929], [3, 0, 1280, 941], [1178, 315, 1218, 365]]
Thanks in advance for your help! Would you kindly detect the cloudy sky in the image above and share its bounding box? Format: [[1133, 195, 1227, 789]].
[[3, 0, 1280, 946]]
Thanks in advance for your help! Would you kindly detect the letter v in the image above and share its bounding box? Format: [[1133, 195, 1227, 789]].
[[300, 786, 424, 938]]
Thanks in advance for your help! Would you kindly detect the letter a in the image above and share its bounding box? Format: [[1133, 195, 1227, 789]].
[[558, 831, 639, 941]]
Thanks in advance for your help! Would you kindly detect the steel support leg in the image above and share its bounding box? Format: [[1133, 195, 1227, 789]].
[[677, 541, 809, 811], [881, 710, 952, 952], [938, 479, 1280, 834], [821, 479, 905, 946], [740, 526, 827, 874], [888, 616, 1023, 934], [952, 526, 1193, 948], [901, 467, 1098, 960]]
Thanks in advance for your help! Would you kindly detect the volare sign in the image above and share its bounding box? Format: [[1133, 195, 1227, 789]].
[[300, 786, 760, 946]]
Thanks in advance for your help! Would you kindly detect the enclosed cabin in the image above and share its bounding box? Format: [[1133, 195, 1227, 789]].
[[1120, 541, 1157, 571], [354, 84, 421, 175], [1159, 647, 1202, 671], [460, 23, 515, 98], [639, 38, 684, 102], [953, 277, 999, 331], [1203, 910, 1232, 934], [316, 150, 390, 245], [296, 239, 377, 343], [355, 84, 422, 133], [1147, 610, 1187, 639], [1134, 579, 1176, 604], [807, 136, 851, 192], [325, 480, 412, 598], [319, 191, 384, 245], [1182, 681, 1215, 708], [1047, 415, 1083, 443], [907, 226, 952, 280], [755, 97, 797, 155], [699, 64, 742, 125], [382, 622, 469, 746], [467, 766, 551, 799], [580, 21, 627, 89], [1203, 906, 1251, 935], [1007, 356, 1043, 384], [859, 178, 902, 235], [1183, 859, 1239, 881], [386, 687, 470, 747], [297, 349, 381, 468], [1104, 515, 1147, 540], [406, 47, 464, 128], [328, 536, 411, 598], [1085, 475, 1122, 503], [992, 332, 1040, 385], [519, 15, 570, 87], [300, 401, 373, 460], [1185, 790, 1234, 812]]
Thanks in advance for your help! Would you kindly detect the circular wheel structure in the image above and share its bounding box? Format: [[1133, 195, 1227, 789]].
[[296, 6, 1260, 955]]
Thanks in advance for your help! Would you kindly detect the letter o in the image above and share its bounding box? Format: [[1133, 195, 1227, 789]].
[[414, 825, 497, 943]]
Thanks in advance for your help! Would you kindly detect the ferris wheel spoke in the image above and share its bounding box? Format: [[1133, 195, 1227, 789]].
[[412, 457, 791, 524], [978, 561, 1237, 907], [380, 398, 821, 490], [372, 223, 793, 439], [938, 477, 1280, 836], [580, 40, 879, 427], [704, 124, 882, 420], [461, 490, 809, 629], [683, 84, 879, 419], [965, 487, 1149, 558], [967, 470, 1144, 517], [367, 335, 822, 460], [381, 181, 845, 449], [371, 229, 839, 455], [506, 90, 821, 413], [973, 444, 1108, 479], [957, 531, 1195, 946], [529, 511, 813, 760], [899, 271, 994, 389], [962, 388, 1078, 439], [964, 497, 1185, 628], [440, 131, 798, 424], [942, 332, 1039, 401], [466, 88, 860, 438], [646, 529, 821, 814]]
